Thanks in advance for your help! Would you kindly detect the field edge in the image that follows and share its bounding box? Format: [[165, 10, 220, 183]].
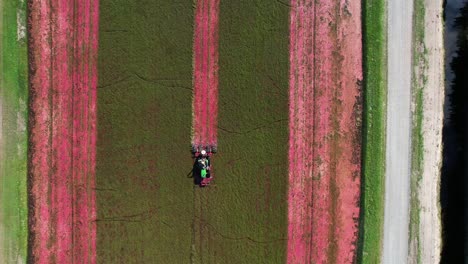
[[0, 0, 29, 262], [357, 0, 387, 263]]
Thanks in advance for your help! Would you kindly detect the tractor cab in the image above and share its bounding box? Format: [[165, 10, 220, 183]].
[[191, 145, 217, 187]]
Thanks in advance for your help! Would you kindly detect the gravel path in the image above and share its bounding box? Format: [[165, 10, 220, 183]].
[[382, 0, 414, 263], [415, 1, 444, 262]]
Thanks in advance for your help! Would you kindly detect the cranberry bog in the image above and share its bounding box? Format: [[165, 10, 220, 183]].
[[97, 0, 366, 262], [192, 0, 219, 148], [96, 1, 195, 262], [191, 0, 290, 263], [28, 0, 98, 262], [96, 0, 289, 262], [0, 0, 395, 262], [287, 0, 363, 263]]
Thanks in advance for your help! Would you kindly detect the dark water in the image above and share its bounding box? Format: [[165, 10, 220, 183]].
[[441, 0, 468, 262]]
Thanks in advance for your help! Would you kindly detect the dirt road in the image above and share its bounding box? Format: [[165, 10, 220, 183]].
[[413, 1, 444, 262], [382, 0, 414, 263]]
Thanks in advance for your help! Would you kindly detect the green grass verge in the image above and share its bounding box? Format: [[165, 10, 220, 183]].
[[357, 0, 387, 263], [0, 0, 29, 262], [409, 0, 426, 262]]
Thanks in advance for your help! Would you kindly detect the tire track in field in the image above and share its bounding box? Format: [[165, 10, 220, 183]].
[[28, 0, 98, 262], [192, 0, 202, 145], [287, 0, 362, 263], [207, 0, 219, 146], [200, 0, 208, 145]]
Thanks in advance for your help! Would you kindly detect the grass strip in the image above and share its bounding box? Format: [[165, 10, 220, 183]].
[[409, 0, 426, 262], [0, 0, 29, 262], [357, 0, 387, 263]]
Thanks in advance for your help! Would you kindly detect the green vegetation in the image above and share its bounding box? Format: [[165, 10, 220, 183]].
[[96, 1, 195, 262], [0, 0, 29, 262], [192, 1, 289, 263], [97, 1, 289, 262], [357, 0, 387, 263], [409, 0, 427, 262]]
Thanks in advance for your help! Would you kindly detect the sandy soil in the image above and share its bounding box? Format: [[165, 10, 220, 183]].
[[382, 0, 414, 263], [414, 1, 444, 263]]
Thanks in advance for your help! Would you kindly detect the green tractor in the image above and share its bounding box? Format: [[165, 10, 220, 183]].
[[191, 145, 217, 186]]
